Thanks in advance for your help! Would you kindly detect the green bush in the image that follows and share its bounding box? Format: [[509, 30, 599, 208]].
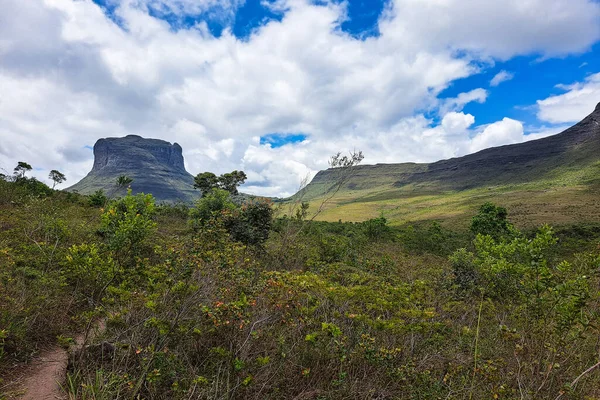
[[470, 202, 515, 240], [189, 188, 236, 230], [88, 189, 108, 207], [99, 190, 157, 265], [227, 199, 274, 246]]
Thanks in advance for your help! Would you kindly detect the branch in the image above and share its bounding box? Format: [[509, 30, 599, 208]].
[[555, 359, 600, 400]]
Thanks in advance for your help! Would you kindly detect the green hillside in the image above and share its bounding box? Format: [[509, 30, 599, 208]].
[[293, 103, 600, 229]]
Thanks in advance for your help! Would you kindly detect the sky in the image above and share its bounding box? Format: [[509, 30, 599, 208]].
[[1, 0, 600, 197]]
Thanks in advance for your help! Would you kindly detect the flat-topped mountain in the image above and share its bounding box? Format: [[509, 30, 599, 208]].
[[297, 103, 600, 227], [68, 135, 198, 203]]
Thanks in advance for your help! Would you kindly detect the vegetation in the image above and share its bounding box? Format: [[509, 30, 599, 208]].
[[194, 170, 247, 196], [49, 169, 67, 189], [2, 160, 600, 399], [116, 175, 133, 189], [13, 161, 32, 178]]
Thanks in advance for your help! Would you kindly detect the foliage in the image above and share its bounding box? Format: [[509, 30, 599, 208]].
[[63, 243, 119, 306], [189, 188, 236, 229], [48, 169, 66, 189], [227, 199, 274, 246], [88, 189, 108, 207], [328, 150, 364, 169], [190, 189, 274, 247], [194, 170, 247, 196], [2, 178, 600, 400], [13, 161, 32, 178], [192, 172, 219, 194], [99, 189, 157, 265], [218, 170, 247, 195], [13, 177, 53, 197], [397, 221, 466, 256], [116, 175, 133, 188], [470, 202, 515, 240]]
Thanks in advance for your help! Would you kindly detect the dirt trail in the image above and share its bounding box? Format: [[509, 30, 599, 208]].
[[15, 346, 69, 400], [2, 322, 105, 400]]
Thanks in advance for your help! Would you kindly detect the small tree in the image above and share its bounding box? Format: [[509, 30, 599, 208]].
[[219, 170, 247, 195], [88, 190, 107, 207], [228, 199, 274, 246], [193, 172, 219, 195], [48, 170, 66, 189], [116, 175, 133, 189], [193, 170, 247, 197], [14, 161, 32, 178], [189, 188, 236, 230], [470, 202, 515, 241], [99, 190, 156, 266]]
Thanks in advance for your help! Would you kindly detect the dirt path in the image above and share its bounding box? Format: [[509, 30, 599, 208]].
[[2, 321, 106, 400], [15, 346, 69, 400]]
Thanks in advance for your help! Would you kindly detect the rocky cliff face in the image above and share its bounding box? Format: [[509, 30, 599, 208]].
[[68, 135, 199, 203], [92, 135, 187, 172]]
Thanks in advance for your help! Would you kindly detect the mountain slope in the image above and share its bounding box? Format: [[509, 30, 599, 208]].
[[67, 135, 199, 203], [295, 103, 600, 227]]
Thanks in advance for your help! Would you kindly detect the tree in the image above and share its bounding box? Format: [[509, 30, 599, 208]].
[[14, 161, 32, 178], [116, 175, 133, 189], [48, 170, 66, 189], [193, 170, 247, 197], [219, 170, 247, 195], [274, 150, 364, 268], [228, 199, 274, 246], [189, 188, 236, 229], [470, 202, 515, 241], [193, 172, 219, 195]]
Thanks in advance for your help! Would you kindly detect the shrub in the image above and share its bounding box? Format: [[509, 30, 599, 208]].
[[13, 176, 53, 197], [470, 202, 515, 241], [99, 190, 157, 265], [88, 190, 107, 207], [227, 199, 274, 247], [189, 188, 236, 230]]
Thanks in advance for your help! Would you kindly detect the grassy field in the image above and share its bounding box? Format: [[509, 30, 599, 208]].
[[286, 160, 600, 230]]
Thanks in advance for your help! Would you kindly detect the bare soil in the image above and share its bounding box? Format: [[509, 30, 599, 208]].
[[2, 321, 105, 400]]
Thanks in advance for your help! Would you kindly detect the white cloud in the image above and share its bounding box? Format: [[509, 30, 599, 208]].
[[441, 112, 475, 134], [490, 70, 514, 87], [440, 89, 488, 114], [469, 118, 524, 153], [537, 73, 600, 123], [384, 0, 600, 60], [0, 0, 597, 196]]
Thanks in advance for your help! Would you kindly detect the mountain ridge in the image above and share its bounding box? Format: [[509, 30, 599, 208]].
[[295, 103, 600, 227], [303, 102, 600, 196]]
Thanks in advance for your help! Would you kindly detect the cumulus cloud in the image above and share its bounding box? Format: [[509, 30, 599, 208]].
[[384, 0, 600, 60], [0, 0, 598, 196], [490, 70, 514, 87], [537, 73, 600, 123], [440, 89, 488, 114], [468, 118, 524, 153]]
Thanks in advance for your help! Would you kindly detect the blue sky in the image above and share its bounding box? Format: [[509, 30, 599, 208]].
[[1, 0, 600, 196]]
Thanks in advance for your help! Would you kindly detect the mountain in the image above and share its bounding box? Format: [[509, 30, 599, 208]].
[[67, 135, 199, 203], [296, 103, 600, 227]]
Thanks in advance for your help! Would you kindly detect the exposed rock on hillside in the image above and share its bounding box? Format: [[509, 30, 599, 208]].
[[68, 135, 198, 203]]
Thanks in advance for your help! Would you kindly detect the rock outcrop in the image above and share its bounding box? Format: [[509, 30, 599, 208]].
[[68, 135, 198, 203]]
